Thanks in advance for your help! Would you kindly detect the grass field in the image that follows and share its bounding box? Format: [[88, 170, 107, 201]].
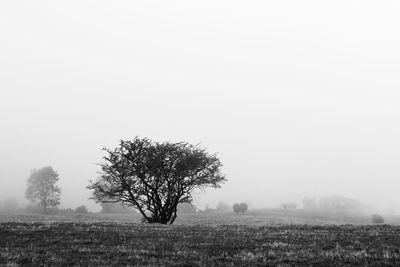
[[1, 210, 400, 266]]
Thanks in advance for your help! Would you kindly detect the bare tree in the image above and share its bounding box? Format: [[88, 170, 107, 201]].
[[88, 137, 226, 224], [25, 166, 61, 213]]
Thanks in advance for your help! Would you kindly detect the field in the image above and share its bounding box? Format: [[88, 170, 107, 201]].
[[1, 210, 400, 266]]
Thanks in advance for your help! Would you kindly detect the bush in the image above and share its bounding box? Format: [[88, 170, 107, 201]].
[[371, 214, 385, 224], [75, 205, 88, 213], [233, 202, 248, 214]]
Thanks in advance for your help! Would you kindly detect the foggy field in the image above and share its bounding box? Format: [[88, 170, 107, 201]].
[[1, 208, 400, 225], [2, 211, 400, 266], [2, 1, 400, 265]]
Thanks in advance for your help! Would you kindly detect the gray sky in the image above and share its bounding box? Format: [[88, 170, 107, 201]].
[[1, 0, 400, 212]]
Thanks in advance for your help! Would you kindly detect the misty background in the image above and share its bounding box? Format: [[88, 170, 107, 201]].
[[1, 0, 400, 213]]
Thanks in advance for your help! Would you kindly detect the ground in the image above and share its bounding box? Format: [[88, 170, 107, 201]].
[[1, 210, 400, 266]]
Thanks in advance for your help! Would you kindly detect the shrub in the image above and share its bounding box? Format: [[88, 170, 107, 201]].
[[371, 214, 384, 224], [239, 203, 248, 213], [75, 205, 88, 214], [233, 202, 248, 214]]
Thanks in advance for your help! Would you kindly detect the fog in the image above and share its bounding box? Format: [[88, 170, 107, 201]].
[[1, 0, 400, 213]]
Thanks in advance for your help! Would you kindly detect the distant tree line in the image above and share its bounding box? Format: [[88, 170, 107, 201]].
[[302, 195, 364, 210]]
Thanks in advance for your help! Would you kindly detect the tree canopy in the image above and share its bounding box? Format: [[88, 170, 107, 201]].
[[88, 137, 226, 224], [25, 166, 61, 213]]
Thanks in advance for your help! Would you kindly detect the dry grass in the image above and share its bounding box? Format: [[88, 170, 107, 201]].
[[1, 210, 400, 266]]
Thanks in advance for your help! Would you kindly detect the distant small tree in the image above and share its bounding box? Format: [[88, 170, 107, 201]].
[[75, 205, 88, 213], [371, 214, 385, 224], [233, 202, 248, 214], [88, 137, 225, 224], [25, 166, 61, 213]]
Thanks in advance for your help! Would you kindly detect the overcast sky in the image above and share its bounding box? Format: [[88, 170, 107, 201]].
[[1, 0, 400, 212]]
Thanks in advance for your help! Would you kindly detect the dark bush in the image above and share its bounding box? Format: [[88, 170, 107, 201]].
[[233, 202, 248, 214], [239, 203, 248, 213], [371, 214, 384, 224]]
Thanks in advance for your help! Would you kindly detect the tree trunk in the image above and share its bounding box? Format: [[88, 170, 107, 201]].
[[43, 197, 47, 214], [142, 208, 174, 224]]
